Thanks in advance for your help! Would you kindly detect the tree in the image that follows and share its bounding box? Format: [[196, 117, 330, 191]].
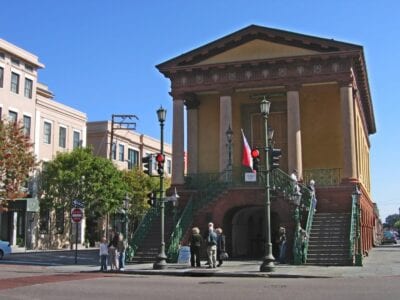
[[385, 214, 400, 228], [0, 119, 36, 210], [39, 147, 127, 213], [121, 168, 171, 238]]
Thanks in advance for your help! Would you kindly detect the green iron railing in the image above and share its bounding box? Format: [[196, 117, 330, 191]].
[[166, 196, 194, 262], [349, 193, 358, 262], [291, 182, 313, 265], [303, 168, 342, 186], [126, 205, 160, 261], [301, 186, 315, 264]]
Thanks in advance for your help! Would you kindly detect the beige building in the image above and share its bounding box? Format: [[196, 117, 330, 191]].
[[0, 38, 87, 249], [87, 121, 172, 175]]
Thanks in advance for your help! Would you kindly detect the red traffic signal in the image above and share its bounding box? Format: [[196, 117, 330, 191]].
[[155, 153, 165, 163], [251, 149, 260, 158]]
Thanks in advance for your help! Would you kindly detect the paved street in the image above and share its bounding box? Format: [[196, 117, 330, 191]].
[[0, 245, 399, 299]]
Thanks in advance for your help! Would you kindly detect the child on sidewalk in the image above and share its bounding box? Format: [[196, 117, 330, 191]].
[[99, 237, 108, 272]]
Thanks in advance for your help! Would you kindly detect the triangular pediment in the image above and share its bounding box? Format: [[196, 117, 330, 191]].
[[195, 39, 319, 66], [157, 25, 361, 71]]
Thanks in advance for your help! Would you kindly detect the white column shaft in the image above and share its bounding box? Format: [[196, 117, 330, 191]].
[[287, 91, 303, 179], [172, 99, 185, 185]]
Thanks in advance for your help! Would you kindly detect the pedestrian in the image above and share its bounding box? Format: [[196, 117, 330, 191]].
[[99, 237, 108, 272], [206, 222, 217, 268], [308, 179, 317, 212], [278, 227, 287, 264], [117, 233, 127, 271], [108, 244, 118, 271], [290, 169, 301, 197], [190, 227, 202, 268], [216, 228, 227, 267], [108, 231, 119, 271]]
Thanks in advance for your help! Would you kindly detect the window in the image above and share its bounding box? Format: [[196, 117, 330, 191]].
[[111, 143, 116, 160], [73, 131, 81, 149], [43, 121, 52, 144], [23, 115, 31, 137], [11, 72, 19, 93], [59, 127, 66, 148], [0, 107, 2, 120], [0, 52, 4, 60], [127, 148, 139, 169], [11, 57, 20, 66], [119, 144, 125, 161], [9, 110, 17, 123], [0, 66, 3, 88], [167, 159, 172, 174], [24, 78, 33, 98]]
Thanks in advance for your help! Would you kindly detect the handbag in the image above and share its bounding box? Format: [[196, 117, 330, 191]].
[[219, 251, 229, 260]]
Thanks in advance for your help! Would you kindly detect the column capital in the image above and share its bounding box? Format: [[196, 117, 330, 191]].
[[169, 90, 186, 100], [217, 86, 234, 96], [184, 93, 200, 109], [285, 84, 301, 92]]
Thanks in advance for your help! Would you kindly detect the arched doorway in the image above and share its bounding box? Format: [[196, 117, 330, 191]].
[[223, 206, 280, 259]]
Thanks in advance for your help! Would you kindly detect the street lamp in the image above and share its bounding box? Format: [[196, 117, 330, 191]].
[[259, 97, 275, 272], [226, 125, 233, 182], [154, 106, 167, 270], [123, 195, 129, 242]]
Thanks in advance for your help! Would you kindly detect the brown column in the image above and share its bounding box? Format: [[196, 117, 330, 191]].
[[340, 83, 357, 180], [172, 98, 185, 185], [287, 89, 303, 179]]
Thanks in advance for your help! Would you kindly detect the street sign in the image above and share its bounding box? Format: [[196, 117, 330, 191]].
[[71, 208, 84, 223], [73, 199, 84, 208]]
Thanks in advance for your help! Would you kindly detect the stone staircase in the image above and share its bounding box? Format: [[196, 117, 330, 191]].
[[306, 212, 352, 266], [129, 210, 175, 264]]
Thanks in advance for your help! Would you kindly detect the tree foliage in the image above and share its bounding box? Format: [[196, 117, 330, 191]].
[[385, 214, 400, 228], [0, 119, 36, 209], [38, 147, 127, 215]]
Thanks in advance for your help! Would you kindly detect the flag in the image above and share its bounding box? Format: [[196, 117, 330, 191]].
[[241, 129, 253, 171]]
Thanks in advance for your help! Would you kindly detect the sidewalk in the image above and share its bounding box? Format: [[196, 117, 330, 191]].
[[77, 244, 400, 278]]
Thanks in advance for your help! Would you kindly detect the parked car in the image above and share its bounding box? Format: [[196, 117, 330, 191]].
[[382, 231, 397, 244], [0, 240, 12, 259]]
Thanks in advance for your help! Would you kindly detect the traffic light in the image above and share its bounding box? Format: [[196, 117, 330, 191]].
[[147, 192, 156, 207], [251, 149, 260, 172], [270, 148, 282, 170], [155, 153, 165, 175], [142, 154, 154, 176]]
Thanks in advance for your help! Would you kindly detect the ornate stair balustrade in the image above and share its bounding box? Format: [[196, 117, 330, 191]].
[[126, 205, 160, 261], [349, 193, 358, 263], [166, 196, 194, 262]]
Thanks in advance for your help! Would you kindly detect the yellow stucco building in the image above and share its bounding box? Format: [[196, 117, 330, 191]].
[[145, 25, 377, 265]]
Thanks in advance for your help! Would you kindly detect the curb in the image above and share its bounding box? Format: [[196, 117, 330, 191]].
[[83, 269, 332, 279]]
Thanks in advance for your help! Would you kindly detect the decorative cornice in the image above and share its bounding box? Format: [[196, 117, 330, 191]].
[[169, 54, 352, 93]]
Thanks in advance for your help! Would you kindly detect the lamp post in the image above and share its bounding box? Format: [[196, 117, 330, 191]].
[[123, 195, 129, 242], [226, 125, 233, 182], [153, 106, 167, 270], [259, 97, 275, 272]]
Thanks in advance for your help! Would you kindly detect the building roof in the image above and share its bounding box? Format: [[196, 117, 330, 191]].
[[157, 24, 375, 134]]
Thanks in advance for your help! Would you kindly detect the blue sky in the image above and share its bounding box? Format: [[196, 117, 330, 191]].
[[1, 0, 399, 221]]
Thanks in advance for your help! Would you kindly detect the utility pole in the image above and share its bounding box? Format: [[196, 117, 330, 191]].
[[107, 114, 138, 240]]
